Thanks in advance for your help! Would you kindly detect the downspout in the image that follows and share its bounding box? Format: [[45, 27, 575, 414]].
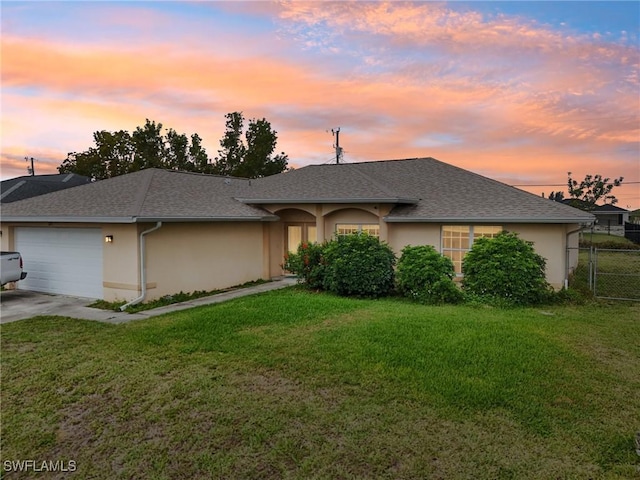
[[120, 222, 163, 311]]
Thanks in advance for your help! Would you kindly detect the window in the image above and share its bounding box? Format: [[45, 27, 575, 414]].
[[442, 225, 502, 274], [336, 224, 380, 237]]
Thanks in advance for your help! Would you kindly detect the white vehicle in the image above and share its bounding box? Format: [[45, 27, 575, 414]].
[[1, 252, 28, 286]]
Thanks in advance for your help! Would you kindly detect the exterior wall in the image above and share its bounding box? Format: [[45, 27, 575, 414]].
[[0, 223, 10, 252], [385, 222, 578, 289], [1, 214, 582, 301], [508, 224, 567, 289], [324, 208, 379, 237], [387, 223, 442, 254], [102, 224, 141, 302], [268, 221, 286, 278], [1, 221, 266, 302], [143, 222, 265, 301]]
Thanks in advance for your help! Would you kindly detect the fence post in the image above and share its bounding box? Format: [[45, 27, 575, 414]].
[[593, 247, 598, 297], [587, 245, 593, 292]]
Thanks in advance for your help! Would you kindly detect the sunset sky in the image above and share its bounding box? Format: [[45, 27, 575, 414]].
[[2, 1, 639, 208]]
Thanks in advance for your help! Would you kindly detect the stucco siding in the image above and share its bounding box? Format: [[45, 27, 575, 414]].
[[102, 224, 141, 301], [385, 222, 571, 289], [143, 222, 265, 300], [387, 223, 442, 254], [324, 208, 380, 237], [506, 224, 567, 289]]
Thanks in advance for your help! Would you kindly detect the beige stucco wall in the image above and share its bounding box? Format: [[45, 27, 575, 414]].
[[387, 222, 579, 289], [387, 223, 442, 254], [1, 221, 267, 302], [1, 215, 583, 300], [142, 222, 265, 301], [508, 224, 567, 288], [102, 224, 141, 301]]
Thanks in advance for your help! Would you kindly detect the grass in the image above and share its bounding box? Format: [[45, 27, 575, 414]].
[[2, 288, 639, 479]]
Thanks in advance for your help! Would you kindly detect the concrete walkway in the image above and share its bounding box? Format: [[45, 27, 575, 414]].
[[0, 277, 297, 324]]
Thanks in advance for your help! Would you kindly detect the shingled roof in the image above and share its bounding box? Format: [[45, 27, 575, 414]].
[[240, 157, 594, 224], [1, 173, 91, 203], [1, 158, 594, 224], [0, 169, 276, 223]]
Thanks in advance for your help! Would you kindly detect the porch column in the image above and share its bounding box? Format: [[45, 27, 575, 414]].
[[315, 204, 325, 242]]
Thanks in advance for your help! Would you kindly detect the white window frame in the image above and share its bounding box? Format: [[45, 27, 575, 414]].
[[335, 223, 380, 237], [442, 225, 502, 275]]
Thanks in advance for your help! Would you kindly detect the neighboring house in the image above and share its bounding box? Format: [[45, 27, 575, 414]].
[[1, 173, 91, 203], [559, 199, 629, 233], [0, 157, 594, 301], [591, 204, 630, 228]]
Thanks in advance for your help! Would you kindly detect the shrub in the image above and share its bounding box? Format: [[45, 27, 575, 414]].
[[462, 231, 551, 306], [579, 240, 640, 250], [396, 245, 463, 304], [283, 241, 326, 289], [322, 233, 396, 298]]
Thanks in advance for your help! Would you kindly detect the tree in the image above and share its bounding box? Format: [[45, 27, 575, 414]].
[[58, 114, 288, 180], [212, 112, 288, 178], [547, 191, 564, 202], [58, 130, 134, 180], [567, 172, 624, 211], [213, 112, 246, 176], [58, 119, 212, 180]]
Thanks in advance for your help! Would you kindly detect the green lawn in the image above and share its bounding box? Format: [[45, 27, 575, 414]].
[[2, 289, 639, 479]]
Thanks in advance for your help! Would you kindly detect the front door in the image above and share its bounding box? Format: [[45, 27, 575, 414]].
[[286, 223, 317, 253]]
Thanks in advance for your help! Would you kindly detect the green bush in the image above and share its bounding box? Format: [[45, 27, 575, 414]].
[[283, 241, 326, 289], [396, 245, 463, 304], [578, 240, 640, 250], [462, 231, 551, 306], [322, 233, 396, 298]]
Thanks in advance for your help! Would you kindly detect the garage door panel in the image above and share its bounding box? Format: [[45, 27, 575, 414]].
[[15, 227, 103, 298]]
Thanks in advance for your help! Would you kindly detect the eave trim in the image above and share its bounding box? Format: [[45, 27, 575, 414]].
[[1, 215, 279, 224], [237, 197, 419, 205], [384, 216, 595, 224]]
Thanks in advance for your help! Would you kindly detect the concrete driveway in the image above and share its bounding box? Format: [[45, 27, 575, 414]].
[[0, 278, 297, 324], [0, 289, 134, 324]]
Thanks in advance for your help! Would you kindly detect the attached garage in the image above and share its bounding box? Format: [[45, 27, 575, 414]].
[[15, 227, 103, 298]]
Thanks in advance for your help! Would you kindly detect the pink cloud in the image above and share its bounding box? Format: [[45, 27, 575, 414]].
[[1, 2, 637, 208]]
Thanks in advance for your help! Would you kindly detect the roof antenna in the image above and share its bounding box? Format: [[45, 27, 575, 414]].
[[331, 128, 343, 164], [25, 156, 35, 176]]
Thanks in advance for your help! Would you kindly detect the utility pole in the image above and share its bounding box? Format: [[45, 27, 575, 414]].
[[331, 128, 343, 164], [25, 156, 35, 176]]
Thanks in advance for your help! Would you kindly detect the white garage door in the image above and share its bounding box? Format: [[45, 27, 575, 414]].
[[15, 227, 103, 298]]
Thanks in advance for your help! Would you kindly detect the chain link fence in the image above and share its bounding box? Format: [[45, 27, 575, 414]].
[[569, 247, 640, 301]]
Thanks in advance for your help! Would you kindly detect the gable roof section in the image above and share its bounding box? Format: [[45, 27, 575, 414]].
[[1, 173, 91, 203], [242, 158, 594, 224], [236, 164, 419, 204], [0, 169, 276, 223]]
